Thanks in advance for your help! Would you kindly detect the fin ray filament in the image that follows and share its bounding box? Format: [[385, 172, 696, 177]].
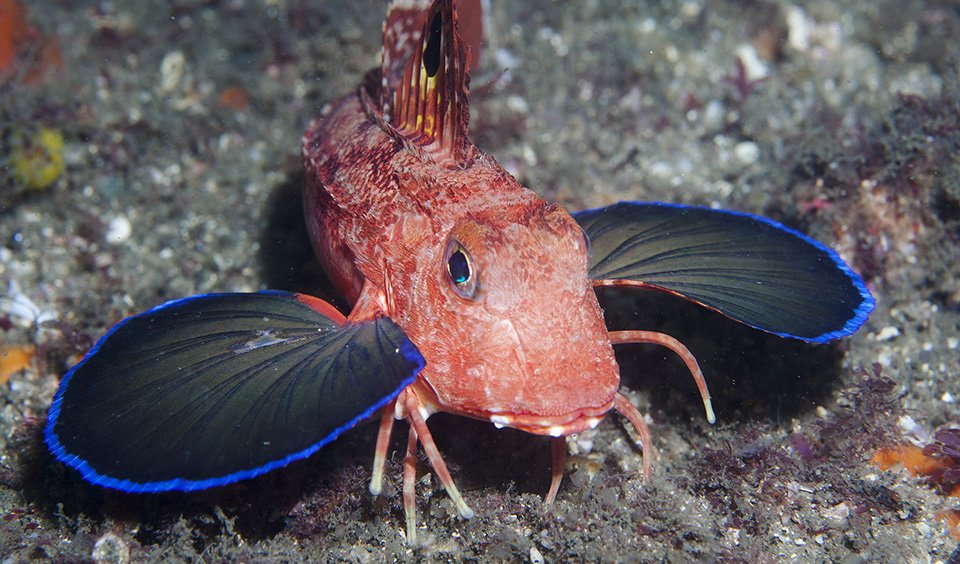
[[380, 0, 471, 166]]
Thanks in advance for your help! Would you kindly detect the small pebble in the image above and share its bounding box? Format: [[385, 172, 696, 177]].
[[823, 501, 850, 529], [785, 6, 811, 52], [733, 141, 760, 165], [106, 216, 132, 244], [159, 50, 186, 94], [735, 44, 768, 81], [92, 532, 130, 564], [506, 95, 529, 114], [875, 326, 900, 341], [724, 527, 741, 546]]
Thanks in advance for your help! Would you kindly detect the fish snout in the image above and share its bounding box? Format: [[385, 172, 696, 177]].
[[485, 306, 619, 433]]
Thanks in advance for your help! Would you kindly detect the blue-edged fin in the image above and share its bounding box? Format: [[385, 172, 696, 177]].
[[378, 0, 473, 166], [44, 291, 423, 493], [574, 202, 875, 343]]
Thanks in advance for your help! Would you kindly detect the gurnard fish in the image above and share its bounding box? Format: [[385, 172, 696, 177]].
[[44, 0, 874, 544]]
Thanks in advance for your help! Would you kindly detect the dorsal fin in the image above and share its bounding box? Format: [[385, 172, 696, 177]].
[[380, 0, 473, 166]]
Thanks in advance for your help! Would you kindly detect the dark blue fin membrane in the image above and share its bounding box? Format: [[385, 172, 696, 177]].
[[44, 291, 423, 493], [574, 202, 875, 343]]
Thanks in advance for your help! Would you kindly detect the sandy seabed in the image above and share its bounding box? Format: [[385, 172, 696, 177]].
[[1, 1, 959, 561]]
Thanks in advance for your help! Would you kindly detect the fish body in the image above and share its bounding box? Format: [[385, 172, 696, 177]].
[[302, 80, 618, 436]]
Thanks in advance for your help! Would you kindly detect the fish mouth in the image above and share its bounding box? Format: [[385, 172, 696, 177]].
[[486, 400, 614, 437]]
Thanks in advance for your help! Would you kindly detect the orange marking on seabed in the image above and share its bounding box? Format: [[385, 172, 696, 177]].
[[217, 86, 250, 112], [872, 443, 960, 507], [22, 36, 62, 85], [0, 0, 30, 74], [871, 445, 949, 477], [0, 0, 62, 84], [936, 510, 960, 541], [0, 344, 35, 384]]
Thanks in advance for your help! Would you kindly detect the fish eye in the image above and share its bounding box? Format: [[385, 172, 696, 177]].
[[445, 239, 478, 299]]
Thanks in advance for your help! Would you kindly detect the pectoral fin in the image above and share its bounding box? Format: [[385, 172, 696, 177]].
[[574, 202, 875, 343], [45, 291, 423, 492]]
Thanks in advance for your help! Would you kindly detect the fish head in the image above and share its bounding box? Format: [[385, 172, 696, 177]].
[[401, 198, 621, 436]]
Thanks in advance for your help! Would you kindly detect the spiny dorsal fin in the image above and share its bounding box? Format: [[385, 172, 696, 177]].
[[380, 0, 473, 166]]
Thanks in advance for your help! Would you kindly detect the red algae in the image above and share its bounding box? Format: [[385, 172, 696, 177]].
[[0, 0, 30, 75], [0, 0, 62, 84]]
